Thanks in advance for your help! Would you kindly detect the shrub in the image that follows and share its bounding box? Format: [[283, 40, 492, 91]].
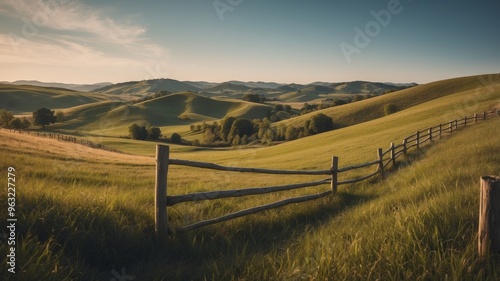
[[129, 123, 148, 140], [0, 109, 14, 128], [148, 126, 162, 140], [306, 113, 334, 134], [229, 119, 254, 139], [384, 104, 398, 115], [171, 133, 182, 144]]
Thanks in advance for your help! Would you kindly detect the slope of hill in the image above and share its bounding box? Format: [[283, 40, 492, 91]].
[[2, 72, 498, 280], [93, 79, 201, 100], [0, 83, 108, 113], [5, 80, 112, 92], [54, 92, 272, 135], [278, 74, 500, 129]]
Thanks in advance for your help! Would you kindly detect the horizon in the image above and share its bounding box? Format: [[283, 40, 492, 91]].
[[1, 1, 499, 85]]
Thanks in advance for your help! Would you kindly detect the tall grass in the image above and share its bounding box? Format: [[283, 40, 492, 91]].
[[0, 117, 498, 280]]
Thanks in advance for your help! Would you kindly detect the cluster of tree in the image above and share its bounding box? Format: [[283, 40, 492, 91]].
[[190, 113, 335, 147], [0, 107, 64, 130], [0, 109, 31, 130], [269, 104, 294, 122], [299, 95, 369, 115], [128, 124, 162, 140], [242, 93, 266, 103]]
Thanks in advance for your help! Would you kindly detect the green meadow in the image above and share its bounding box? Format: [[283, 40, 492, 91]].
[[0, 74, 499, 280]]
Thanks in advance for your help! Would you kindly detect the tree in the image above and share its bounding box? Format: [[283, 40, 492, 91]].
[[21, 117, 31, 129], [242, 93, 265, 103], [148, 126, 162, 140], [32, 107, 56, 129], [285, 126, 299, 141], [171, 133, 182, 144], [128, 123, 148, 140], [0, 109, 14, 128], [129, 123, 141, 139], [8, 118, 23, 130], [220, 116, 236, 142], [229, 118, 254, 139], [306, 113, 334, 134]]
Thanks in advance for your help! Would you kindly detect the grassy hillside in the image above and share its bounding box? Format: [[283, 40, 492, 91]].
[[1, 74, 499, 280], [53, 92, 272, 136], [0, 109, 498, 280], [278, 73, 500, 129], [0, 83, 107, 114]]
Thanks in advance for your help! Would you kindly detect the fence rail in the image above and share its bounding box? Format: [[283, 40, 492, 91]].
[[155, 110, 499, 236], [7, 129, 125, 154]]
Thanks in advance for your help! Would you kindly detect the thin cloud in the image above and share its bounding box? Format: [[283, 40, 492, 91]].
[[0, 34, 144, 67], [0, 0, 167, 58]]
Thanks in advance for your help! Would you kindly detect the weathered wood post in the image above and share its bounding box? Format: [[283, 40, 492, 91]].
[[155, 145, 170, 237], [449, 121, 453, 133], [390, 142, 396, 167], [428, 128, 433, 142], [454, 119, 458, 130], [474, 113, 478, 123], [331, 156, 338, 194], [483, 112, 487, 120], [402, 138, 407, 155], [416, 131, 420, 149], [377, 148, 384, 180], [479, 176, 500, 259], [439, 124, 442, 137], [464, 116, 468, 127]]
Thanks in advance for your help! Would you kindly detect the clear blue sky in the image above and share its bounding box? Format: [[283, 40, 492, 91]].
[[1, 0, 499, 84]]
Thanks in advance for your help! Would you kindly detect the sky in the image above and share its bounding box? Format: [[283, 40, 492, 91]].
[[0, 0, 499, 85]]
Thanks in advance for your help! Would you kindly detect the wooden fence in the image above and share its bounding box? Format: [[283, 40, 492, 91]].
[[8, 129, 125, 154], [155, 110, 499, 236]]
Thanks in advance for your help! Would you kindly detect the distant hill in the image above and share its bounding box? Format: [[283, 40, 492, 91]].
[[277, 73, 500, 129], [6, 80, 112, 92], [93, 79, 201, 100], [226, 80, 284, 89], [0, 83, 108, 113], [54, 92, 272, 135]]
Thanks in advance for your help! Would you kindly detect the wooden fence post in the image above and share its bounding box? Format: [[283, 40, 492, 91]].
[[416, 131, 420, 149], [428, 128, 433, 142], [479, 176, 500, 259], [331, 157, 338, 194], [402, 139, 407, 155], [455, 119, 458, 130], [377, 148, 384, 180], [439, 124, 442, 137], [474, 113, 478, 123], [464, 116, 468, 127], [390, 142, 396, 167], [449, 121, 453, 132], [483, 112, 487, 120], [155, 145, 170, 237]]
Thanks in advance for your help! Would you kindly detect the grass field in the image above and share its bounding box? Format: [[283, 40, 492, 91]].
[[1, 74, 499, 280], [0, 83, 108, 114]]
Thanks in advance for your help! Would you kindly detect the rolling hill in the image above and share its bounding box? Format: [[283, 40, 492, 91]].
[[4, 80, 112, 92], [0, 83, 108, 114], [93, 79, 201, 100], [2, 72, 498, 280], [53, 91, 272, 135], [277, 74, 500, 130]]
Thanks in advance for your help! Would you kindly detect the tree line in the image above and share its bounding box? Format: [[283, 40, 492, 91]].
[[189, 112, 334, 147], [0, 107, 63, 130]]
